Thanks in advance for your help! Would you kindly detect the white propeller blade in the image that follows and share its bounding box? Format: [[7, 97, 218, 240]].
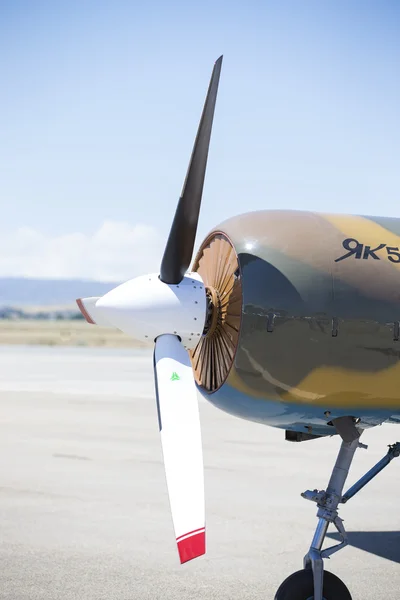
[[153, 333, 205, 564]]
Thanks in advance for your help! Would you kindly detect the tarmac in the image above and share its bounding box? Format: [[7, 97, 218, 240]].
[[0, 345, 399, 599]]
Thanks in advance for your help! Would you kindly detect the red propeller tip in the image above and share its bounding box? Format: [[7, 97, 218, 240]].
[[177, 528, 206, 564]]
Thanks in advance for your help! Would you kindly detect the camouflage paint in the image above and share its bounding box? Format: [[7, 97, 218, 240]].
[[197, 210, 400, 435]]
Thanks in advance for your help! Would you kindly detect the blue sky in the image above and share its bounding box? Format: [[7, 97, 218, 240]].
[[1, 1, 399, 280]]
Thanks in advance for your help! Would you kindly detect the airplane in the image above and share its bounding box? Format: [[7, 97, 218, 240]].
[[76, 56, 400, 600]]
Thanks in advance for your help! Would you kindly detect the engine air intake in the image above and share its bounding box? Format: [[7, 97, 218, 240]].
[[189, 232, 242, 392]]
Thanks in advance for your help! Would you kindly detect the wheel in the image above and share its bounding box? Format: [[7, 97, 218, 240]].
[[274, 568, 352, 600]]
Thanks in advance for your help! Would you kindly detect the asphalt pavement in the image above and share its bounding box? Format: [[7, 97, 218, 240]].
[[0, 345, 398, 599]]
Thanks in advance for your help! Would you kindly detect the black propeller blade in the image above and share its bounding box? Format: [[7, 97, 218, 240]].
[[159, 56, 223, 285]]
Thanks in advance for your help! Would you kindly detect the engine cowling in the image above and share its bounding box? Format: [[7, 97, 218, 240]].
[[190, 209, 400, 423]]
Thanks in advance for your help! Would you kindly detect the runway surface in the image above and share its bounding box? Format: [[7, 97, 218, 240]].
[[0, 345, 399, 599]]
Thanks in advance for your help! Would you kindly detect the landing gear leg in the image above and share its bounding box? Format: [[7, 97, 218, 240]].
[[302, 423, 360, 600], [274, 416, 400, 600]]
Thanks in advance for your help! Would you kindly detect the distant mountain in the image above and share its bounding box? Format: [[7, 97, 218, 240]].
[[0, 277, 121, 307]]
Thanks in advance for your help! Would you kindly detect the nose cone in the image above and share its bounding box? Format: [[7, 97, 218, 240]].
[[95, 272, 207, 349]]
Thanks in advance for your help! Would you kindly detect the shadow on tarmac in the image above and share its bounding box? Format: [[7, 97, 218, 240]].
[[327, 531, 400, 564]]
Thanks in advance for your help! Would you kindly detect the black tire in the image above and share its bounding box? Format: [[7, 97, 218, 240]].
[[274, 568, 352, 600]]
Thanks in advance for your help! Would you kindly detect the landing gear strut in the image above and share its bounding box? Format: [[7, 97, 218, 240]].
[[274, 417, 400, 600]]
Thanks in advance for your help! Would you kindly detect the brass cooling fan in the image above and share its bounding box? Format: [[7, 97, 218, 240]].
[[189, 232, 242, 392]]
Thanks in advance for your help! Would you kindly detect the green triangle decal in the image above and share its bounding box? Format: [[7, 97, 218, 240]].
[[170, 372, 180, 381]]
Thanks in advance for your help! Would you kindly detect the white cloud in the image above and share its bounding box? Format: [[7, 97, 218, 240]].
[[0, 221, 164, 281]]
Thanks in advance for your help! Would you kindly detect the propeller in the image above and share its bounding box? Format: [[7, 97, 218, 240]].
[[160, 55, 223, 285], [154, 334, 205, 563], [76, 56, 223, 564]]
